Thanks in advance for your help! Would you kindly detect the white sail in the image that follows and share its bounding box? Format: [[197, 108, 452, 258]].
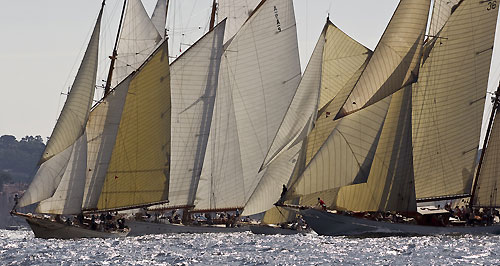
[[261, 25, 325, 168], [112, 0, 162, 87], [18, 10, 102, 207], [217, 0, 261, 43], [36, 134, 88, 215], [195, 0, 301, 211], [82, 77, 131, 210], [428, 0, 460, 37], [242, 140, 302, 216], [338, 0, 430, 117], [151, 0, 167, 38], [412, 0, 498, 200], [168, 20, 226, 207]]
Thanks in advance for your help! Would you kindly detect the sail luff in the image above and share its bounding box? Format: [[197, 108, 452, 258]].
[[18, 8, 102, 208]]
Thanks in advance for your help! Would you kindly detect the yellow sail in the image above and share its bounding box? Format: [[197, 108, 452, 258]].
[[97, 42, 170, 210]]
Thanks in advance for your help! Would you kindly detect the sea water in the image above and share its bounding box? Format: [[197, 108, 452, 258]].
[[1, 229, 499, 265]]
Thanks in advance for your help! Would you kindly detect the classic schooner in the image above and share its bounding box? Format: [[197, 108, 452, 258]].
[[12, 0, 171, 239], [276, 0, 500, 236]]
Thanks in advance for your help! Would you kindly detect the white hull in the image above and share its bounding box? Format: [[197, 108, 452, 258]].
[[127, 220, 249, 236], [25, 216, 128, 239], [249, 225, 308, 235], [301, 209, 500, 236]]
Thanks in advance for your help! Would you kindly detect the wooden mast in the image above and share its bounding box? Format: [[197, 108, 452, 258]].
[[470, 82, 500, 208], [209, 0, 217, 30], [104, 0, 128, 96]]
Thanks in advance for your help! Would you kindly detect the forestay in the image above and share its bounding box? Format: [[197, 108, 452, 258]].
[[195, 0, 301, 211], [168, 20, 226, 208], [412, 0, 498, 200]]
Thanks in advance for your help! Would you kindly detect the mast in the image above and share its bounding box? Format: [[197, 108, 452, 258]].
[[209, 0, 217, 30], [104, 0, 127, 96], [470, 82, 500, 208]]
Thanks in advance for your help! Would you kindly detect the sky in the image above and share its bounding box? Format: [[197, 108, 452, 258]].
[[1, 0, 499, 142]]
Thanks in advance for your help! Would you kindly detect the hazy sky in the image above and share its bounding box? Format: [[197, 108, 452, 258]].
[[1, 0, 499, 141]]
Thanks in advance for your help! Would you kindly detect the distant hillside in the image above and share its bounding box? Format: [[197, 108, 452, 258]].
[[0, 135, 45, 185]]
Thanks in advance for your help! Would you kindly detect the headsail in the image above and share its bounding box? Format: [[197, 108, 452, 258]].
[[428, 0, 461, 37], [412, 0, 498, 200], [18, 9, 102, 209]]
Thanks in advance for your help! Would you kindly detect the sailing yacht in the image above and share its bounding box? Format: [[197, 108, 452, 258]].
[[12, 0, 171, 239], [126, 0, 303, 235], [275, 0, 500, 236]]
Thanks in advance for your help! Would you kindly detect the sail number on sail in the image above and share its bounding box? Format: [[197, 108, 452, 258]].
[[274, 6, 282, 32], [487, 1, 497, 10]]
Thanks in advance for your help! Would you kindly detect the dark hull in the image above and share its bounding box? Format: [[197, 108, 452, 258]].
[[301, 209, 500, 236]]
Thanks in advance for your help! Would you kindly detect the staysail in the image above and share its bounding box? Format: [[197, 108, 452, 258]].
[[412, 0, 498, 200], [17, 9, 102, 210], [168, 20, 226, 208], [151, 0, 168, 38], [195, 0, 301, 211]]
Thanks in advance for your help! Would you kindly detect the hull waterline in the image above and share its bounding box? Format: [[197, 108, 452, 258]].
[[249, 225, 309, 235], [301, 209, 500, 236], [127, 220, 249, 236]]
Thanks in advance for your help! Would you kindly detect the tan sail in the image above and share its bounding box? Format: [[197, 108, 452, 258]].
[[292, 93, 392, 201], [300, 87, 415, 213], [412, 0, 498, 200], [338, 0, 430, 117], [428, 0, 461, 37], [97, 41, 170, 210], [475, 103, 500, 207]]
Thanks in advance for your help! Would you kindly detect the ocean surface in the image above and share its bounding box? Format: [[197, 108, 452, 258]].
[[1, 228, 500, 265]]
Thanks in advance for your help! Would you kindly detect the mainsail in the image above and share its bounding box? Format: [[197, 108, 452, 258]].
[[412, 0, 498, 200], [17, 8, 102, 211], [168, 20, 226, 208], [195, 0, 301, 211]]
